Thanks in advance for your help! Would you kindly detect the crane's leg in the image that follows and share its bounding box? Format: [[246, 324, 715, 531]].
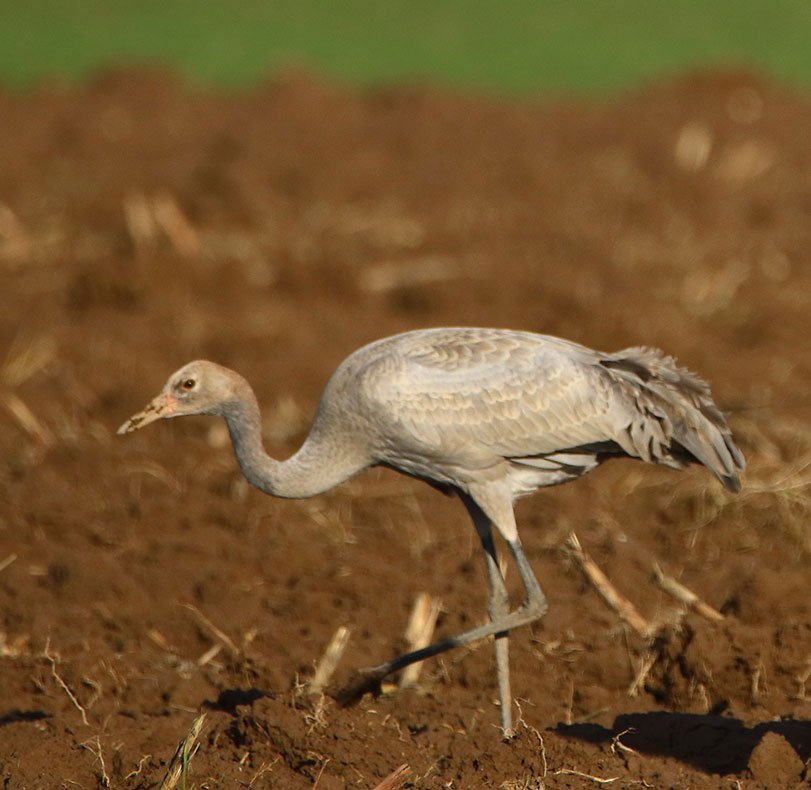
[[507, 535, 547, 613], [336, 522, 548, 735], [462, 495, 514, 735]]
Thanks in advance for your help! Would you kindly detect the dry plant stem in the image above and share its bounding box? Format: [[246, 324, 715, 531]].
[[43, 639, 89, 726], [565, 533, 651, 638], [82, 674, 102, 709], [611, 727, 640, 757], [181, 602, 239, 656], [795, 656, 811, 700], [652, 563, 724, 622], [0, 203, 31, 262], [81, 737, 110, 788], [197, 642, 223, 666], [160, 712, 206, 790], [147, 628, 173, 652], [2, 333, 57, 387], [514, 698, 548, 777], [554, 768, 618, 784], [0, 553, 17, 574], [248, 757, 280, 787], [750, 659, 764, 704], [628, 650, 658, 697], [309, 626, 351, 694], [1, 390, 54, 446], [125, 754, 152, 781], [123, 192, 157, 254], [358, 257, 458, 293], [125, 191, 200, 257], [312, 758, 330, 789], [152, 192, 200, 257], [372, 763, 412, 790], [400, 593, 441, 688]]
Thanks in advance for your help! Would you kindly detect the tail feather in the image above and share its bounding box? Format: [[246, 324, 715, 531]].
[[602, 346, 745, 492], [671, 419, 743, 493]]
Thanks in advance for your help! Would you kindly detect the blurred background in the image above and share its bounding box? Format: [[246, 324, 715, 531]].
[[2, 0, 811, 94], [1, 4, 810, 789]]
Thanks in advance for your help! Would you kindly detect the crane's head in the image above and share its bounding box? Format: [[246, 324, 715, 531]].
[[116, 360, 241, 435]]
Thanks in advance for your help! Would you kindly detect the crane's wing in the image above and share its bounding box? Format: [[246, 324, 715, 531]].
[[364, 329, 618, 459], [354, 328, 743, 492]]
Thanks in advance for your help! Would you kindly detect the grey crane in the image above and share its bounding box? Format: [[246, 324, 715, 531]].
[[118, 327, 744, 735]]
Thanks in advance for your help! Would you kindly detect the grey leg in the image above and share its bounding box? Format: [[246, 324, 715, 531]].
[[507, 535, 547, 613], [336, 505, 547, 737], [464, 495, 514, 735]]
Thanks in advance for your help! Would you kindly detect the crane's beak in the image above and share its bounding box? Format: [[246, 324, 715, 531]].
[[117, 391, 177, 435]]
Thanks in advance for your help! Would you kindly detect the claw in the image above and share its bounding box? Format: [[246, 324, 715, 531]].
[[333, 668, 386, 707]]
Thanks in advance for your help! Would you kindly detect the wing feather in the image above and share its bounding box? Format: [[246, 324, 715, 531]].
[[358, 329, 618, 466], [341, 328, 743, 493]]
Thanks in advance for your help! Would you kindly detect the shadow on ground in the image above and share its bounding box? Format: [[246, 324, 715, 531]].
[[0, 710, 49, 727], [556, 711, 811, 774]]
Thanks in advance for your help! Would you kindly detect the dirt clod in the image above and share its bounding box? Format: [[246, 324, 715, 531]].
[[747, 732, 804, 788]]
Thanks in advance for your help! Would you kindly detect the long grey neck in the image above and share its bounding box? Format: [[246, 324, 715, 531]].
[[221, 388, 365, 499]]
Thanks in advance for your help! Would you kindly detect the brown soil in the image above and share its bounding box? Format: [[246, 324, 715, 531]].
[[1, 67, 810, 789]]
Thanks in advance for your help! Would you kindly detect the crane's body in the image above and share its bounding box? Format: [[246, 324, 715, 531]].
[[118, 327, 744, 735]]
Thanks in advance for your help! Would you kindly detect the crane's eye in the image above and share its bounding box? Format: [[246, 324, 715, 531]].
[[181, 378, 196, 390]]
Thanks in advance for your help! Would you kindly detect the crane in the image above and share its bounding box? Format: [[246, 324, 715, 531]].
[[118, 327, 744, 735]]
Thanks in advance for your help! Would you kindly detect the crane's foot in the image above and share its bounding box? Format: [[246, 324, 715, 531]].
[[333, 666, 386, 707]]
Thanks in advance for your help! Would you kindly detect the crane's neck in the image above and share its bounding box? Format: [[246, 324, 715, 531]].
[[220, 386, 365, 499]]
